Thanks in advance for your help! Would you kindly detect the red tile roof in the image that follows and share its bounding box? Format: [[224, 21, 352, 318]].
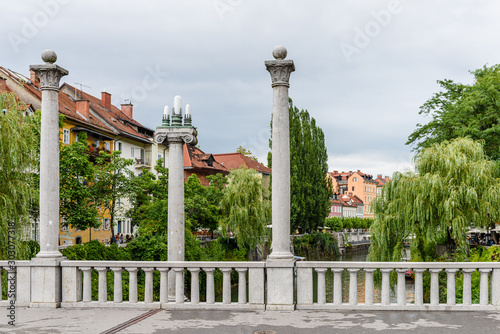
[[212, 153, 271, 174], [184, 144, 228, 174], [61, 84, 152, 143]]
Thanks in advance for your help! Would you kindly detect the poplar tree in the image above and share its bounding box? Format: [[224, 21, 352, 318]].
[[369, 138, 500, 261], [268, 99, 332, 233], [0, 92, 40, 260]]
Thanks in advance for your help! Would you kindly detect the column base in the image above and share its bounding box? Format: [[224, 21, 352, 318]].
[[30, 257, 65, 308], [266, 259, 295, 311]]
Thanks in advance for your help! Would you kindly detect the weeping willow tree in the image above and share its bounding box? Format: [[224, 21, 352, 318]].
[[0, 91, 40, 260], [220, 167, 271, 251], [369, 138, 500, 262]]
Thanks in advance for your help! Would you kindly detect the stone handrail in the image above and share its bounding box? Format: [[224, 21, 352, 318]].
[[60, 261, 265, 310], [3, 260, 500, 310], [296, 261, 500, 310]]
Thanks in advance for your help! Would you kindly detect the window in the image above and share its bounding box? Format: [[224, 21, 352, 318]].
[[104, 218, 110, 230], [131, 147, 134, 157], [95, 140, 100, 148], [75, 237, 82, 245], [353, 177, 357, 182], [75, 135, 79, 142], [118, 142, 122, 152], [104, 142, 110, 150], [352, 186, 355, 191], [62, 129, 70, 144]]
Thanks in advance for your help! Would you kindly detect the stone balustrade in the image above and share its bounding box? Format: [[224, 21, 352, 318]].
[[3, 260, 500, 310], [60, 261, 266, 310], [296, 261, 500, 310]]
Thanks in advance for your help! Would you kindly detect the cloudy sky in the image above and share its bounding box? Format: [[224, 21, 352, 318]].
[[2, 0, 500, 177]]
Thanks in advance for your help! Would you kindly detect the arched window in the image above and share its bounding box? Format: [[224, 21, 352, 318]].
[[75, 236, 82, 245]]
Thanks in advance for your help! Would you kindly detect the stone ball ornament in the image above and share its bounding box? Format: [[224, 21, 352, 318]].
[[41, 49, 57, 64], [272, 45, 287, 60]]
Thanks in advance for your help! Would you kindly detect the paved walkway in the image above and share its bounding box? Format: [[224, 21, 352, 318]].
[[1, 308, 500, 333]]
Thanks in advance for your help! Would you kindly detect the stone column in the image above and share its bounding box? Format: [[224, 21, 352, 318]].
[[154, 97, 197, 299], [29, 50, 68, 308], [265, 45, 295, 260], [265, 46, 295, 311], [30, 50, 68, 258]]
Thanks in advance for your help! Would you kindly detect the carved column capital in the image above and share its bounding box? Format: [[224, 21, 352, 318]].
[[154, 127, 198, 146], [265, 59, 295, 87], [29, 64, 68, 91]]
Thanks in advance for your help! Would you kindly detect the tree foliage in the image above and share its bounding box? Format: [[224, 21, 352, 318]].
[[268, 99, 333, 233], [60, 133, 134, 233], [185, 173, 226, 234], [0, 92, 40, 260], [220, 168, 271, 250], [407, 64, 500, 160], [369, 138, 500, 262], [236, 145, 259, 162]]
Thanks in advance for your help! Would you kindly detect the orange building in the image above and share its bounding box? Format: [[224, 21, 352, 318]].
[[328, 170, 382, 219]]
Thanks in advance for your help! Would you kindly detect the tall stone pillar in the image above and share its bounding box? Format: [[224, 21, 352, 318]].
[[29, 50, 68, 308], [154, 97, 197, 298], [265, 45, 295, 310]]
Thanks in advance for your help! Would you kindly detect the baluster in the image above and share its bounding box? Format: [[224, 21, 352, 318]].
[[236, 268, 247, 304], [5, 267, 15, 303], [316, 268, 327, 305], [143, 268, 155, 303], [364, 269, 375, 305], [189, 268, 200, 304], [80, 267, 92, 302], [204, 268, 215, 304], [126, 268, 138, 303], [446, 269, 458, 305], [396, 269, 407, 306], [348, 268, 359, 306], [158, 268, 169, 303], [479, 269, 491, 306], [429, 269, 441, 306], [462, 269, 474, 305], [413, 269, 426, 306], [174, 268, 185, 304], [0, 267, 3, 301], [380, 268, 392, 305], [332, 268, 343, 305], [95, 267, 108, 303], [221, 268, 232, 304], [111, 268, 123, 303]]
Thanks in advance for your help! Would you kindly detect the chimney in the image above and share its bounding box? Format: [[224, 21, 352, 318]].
[[76, 100, 90, 119], [121, 102, 133, 119], [101, 91, 111, 110], [385, 176, 390, 182], [377, 174, 382, 179], [30, 70, 40, 88], [333, 170, 338, 174]]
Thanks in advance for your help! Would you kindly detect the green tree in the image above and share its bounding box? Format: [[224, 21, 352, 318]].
[[236, 145, 258, 162], [185, 173, 226, 234], [407, 64, 500, 160], [220, 168, 271, 251], [369, 138, 500, 262], [268, 99, 333, 233], [0, 92, 40, 260], [93, 150, 134, 242], [59, 132, 100, 231]]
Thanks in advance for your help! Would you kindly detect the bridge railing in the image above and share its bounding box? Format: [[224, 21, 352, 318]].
[[296, 261, 500, 310], [60, 261, 266, 310]]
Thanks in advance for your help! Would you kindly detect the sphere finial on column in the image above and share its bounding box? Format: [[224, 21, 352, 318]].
[[41, 49, 57, 64], [272, 45, 287, 60]]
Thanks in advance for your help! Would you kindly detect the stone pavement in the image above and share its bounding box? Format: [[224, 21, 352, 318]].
[[1, 307, 500, 333]]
